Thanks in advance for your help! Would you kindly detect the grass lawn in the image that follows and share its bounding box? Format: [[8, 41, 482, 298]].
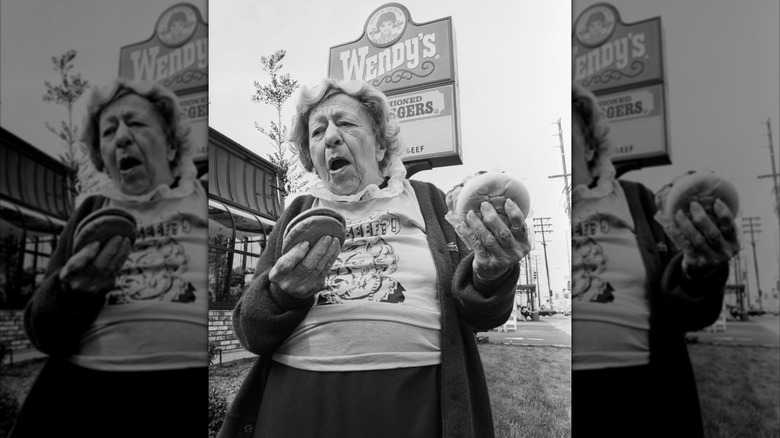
[[689, 344, 780, 438], [479, 344, 571, 438]]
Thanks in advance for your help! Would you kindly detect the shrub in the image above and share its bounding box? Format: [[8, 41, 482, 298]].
[[208, 388, 229, 438], [208, 342, 220, 366]]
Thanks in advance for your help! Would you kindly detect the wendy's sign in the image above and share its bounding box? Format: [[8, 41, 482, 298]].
[[329, 3, 456, 94], [119, 3, 208, 95], [573, 3, 669, 171], [572, 3, 664, 93]]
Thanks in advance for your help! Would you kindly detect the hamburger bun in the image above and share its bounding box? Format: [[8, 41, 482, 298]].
[[456, 173, 531, 225], [73, 208, 137, 254], [663, 173, 740, 219], [282, 207, 347, 254]]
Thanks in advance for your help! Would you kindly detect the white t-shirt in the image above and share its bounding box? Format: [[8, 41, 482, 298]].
[[572, 182, 651, 370], [273, 180, 442, 371], [68, 183, 209, 371]]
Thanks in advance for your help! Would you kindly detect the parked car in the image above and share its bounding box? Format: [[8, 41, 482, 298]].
[[538, 308, 557, 317]]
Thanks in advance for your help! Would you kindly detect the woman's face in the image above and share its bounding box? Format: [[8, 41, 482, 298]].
[[308, 93, 386, 196], [572, 114, 595, 187], [99, 94, 176, 196]]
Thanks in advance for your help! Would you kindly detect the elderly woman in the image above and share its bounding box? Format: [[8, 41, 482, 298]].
[[219, 78, 530, 438], [571, 84, 739, 437], [10, 79, 208, 438]]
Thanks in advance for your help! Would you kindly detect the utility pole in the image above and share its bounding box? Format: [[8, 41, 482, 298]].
[[742, 217, 763, 311], [548, 118, 571, 218], [733, 250, 751, 317], [524, 256, 535, 311], [533, 255, 542, 309], [756, 119, 780, 278], [533, 217, 554, 311]]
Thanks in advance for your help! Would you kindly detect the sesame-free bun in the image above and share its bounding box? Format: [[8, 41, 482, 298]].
[[73, 208, 137, 253], [282, 207, 347, 254], [664, 173, 740, 218], [456, 173, 531, 224]]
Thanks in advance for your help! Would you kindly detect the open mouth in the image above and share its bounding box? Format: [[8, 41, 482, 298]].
[[329, 158, 350, 172], [118, 156, 143, 172]]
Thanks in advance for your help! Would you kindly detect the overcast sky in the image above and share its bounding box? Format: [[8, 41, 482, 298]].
[[209, 0, 573, 300]]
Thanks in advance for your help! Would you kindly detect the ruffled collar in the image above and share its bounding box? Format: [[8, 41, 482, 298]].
[[97, 157, 199, 203], [307, 157, 407, 203], [572, 157, 619, 202]]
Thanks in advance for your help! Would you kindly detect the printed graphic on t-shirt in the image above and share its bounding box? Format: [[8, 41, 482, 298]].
[[108, 213, 198, 305], [572, 215, 615, 303], [317, 210, 406, 305]]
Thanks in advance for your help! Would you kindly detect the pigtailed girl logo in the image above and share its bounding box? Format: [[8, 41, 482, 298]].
[[156, 4, 197, 48], [575, 4, 616, 47], [367, 5, 406, 47]]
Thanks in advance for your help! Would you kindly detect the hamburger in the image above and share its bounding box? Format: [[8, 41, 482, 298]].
[[660, 172, 740, 221], [73, 207, 137, 254], [282, 207, 347, 254], [456, 172, 531, 226]]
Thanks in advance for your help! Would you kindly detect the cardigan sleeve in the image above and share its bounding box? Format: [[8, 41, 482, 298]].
[[452, 252, 520, 331], [231, 196, 316, 357], [23, 196, 111, 357], [657, 254, 728, 332]]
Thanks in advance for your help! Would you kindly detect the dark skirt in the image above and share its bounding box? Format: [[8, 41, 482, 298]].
[[9, 358, 207, 438], [256, 362, 442, 438]]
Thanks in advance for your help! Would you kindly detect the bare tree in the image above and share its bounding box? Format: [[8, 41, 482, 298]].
[[251, 50, 304, 201], [43, 49, 90, 192]]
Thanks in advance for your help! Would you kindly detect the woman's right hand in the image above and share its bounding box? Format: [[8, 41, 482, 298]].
[[59, 235, 133, 294], [269, 236, 342, 299]]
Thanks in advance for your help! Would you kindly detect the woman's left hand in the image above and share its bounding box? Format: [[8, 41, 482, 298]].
[[671, 199, 740, 278], [460, 199, 532, 281]]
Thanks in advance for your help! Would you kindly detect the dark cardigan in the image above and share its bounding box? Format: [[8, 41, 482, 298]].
[[218, 180, 520, 438], [620, 179, 728, 438]]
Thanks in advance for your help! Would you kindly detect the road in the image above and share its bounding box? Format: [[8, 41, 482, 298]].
[[479, 314, 571, 347], [692, 313, 780, 348]]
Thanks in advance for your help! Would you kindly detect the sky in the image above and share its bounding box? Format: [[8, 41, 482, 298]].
[[574, 0, 780, 309], [209, 0, 573, 304]]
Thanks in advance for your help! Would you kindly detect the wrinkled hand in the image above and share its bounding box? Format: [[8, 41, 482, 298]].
[[460, 199, 531, 281], [270, 236, 341, 299], [59, 236, 132, 294], [667, 199, 740, 278]]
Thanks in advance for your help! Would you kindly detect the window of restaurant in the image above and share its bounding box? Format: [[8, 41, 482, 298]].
[[208, 199, 273, 310], [0, 202, 63, 309]]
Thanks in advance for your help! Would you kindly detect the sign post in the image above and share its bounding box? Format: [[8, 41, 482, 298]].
[[329, 3, 462, 174]]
